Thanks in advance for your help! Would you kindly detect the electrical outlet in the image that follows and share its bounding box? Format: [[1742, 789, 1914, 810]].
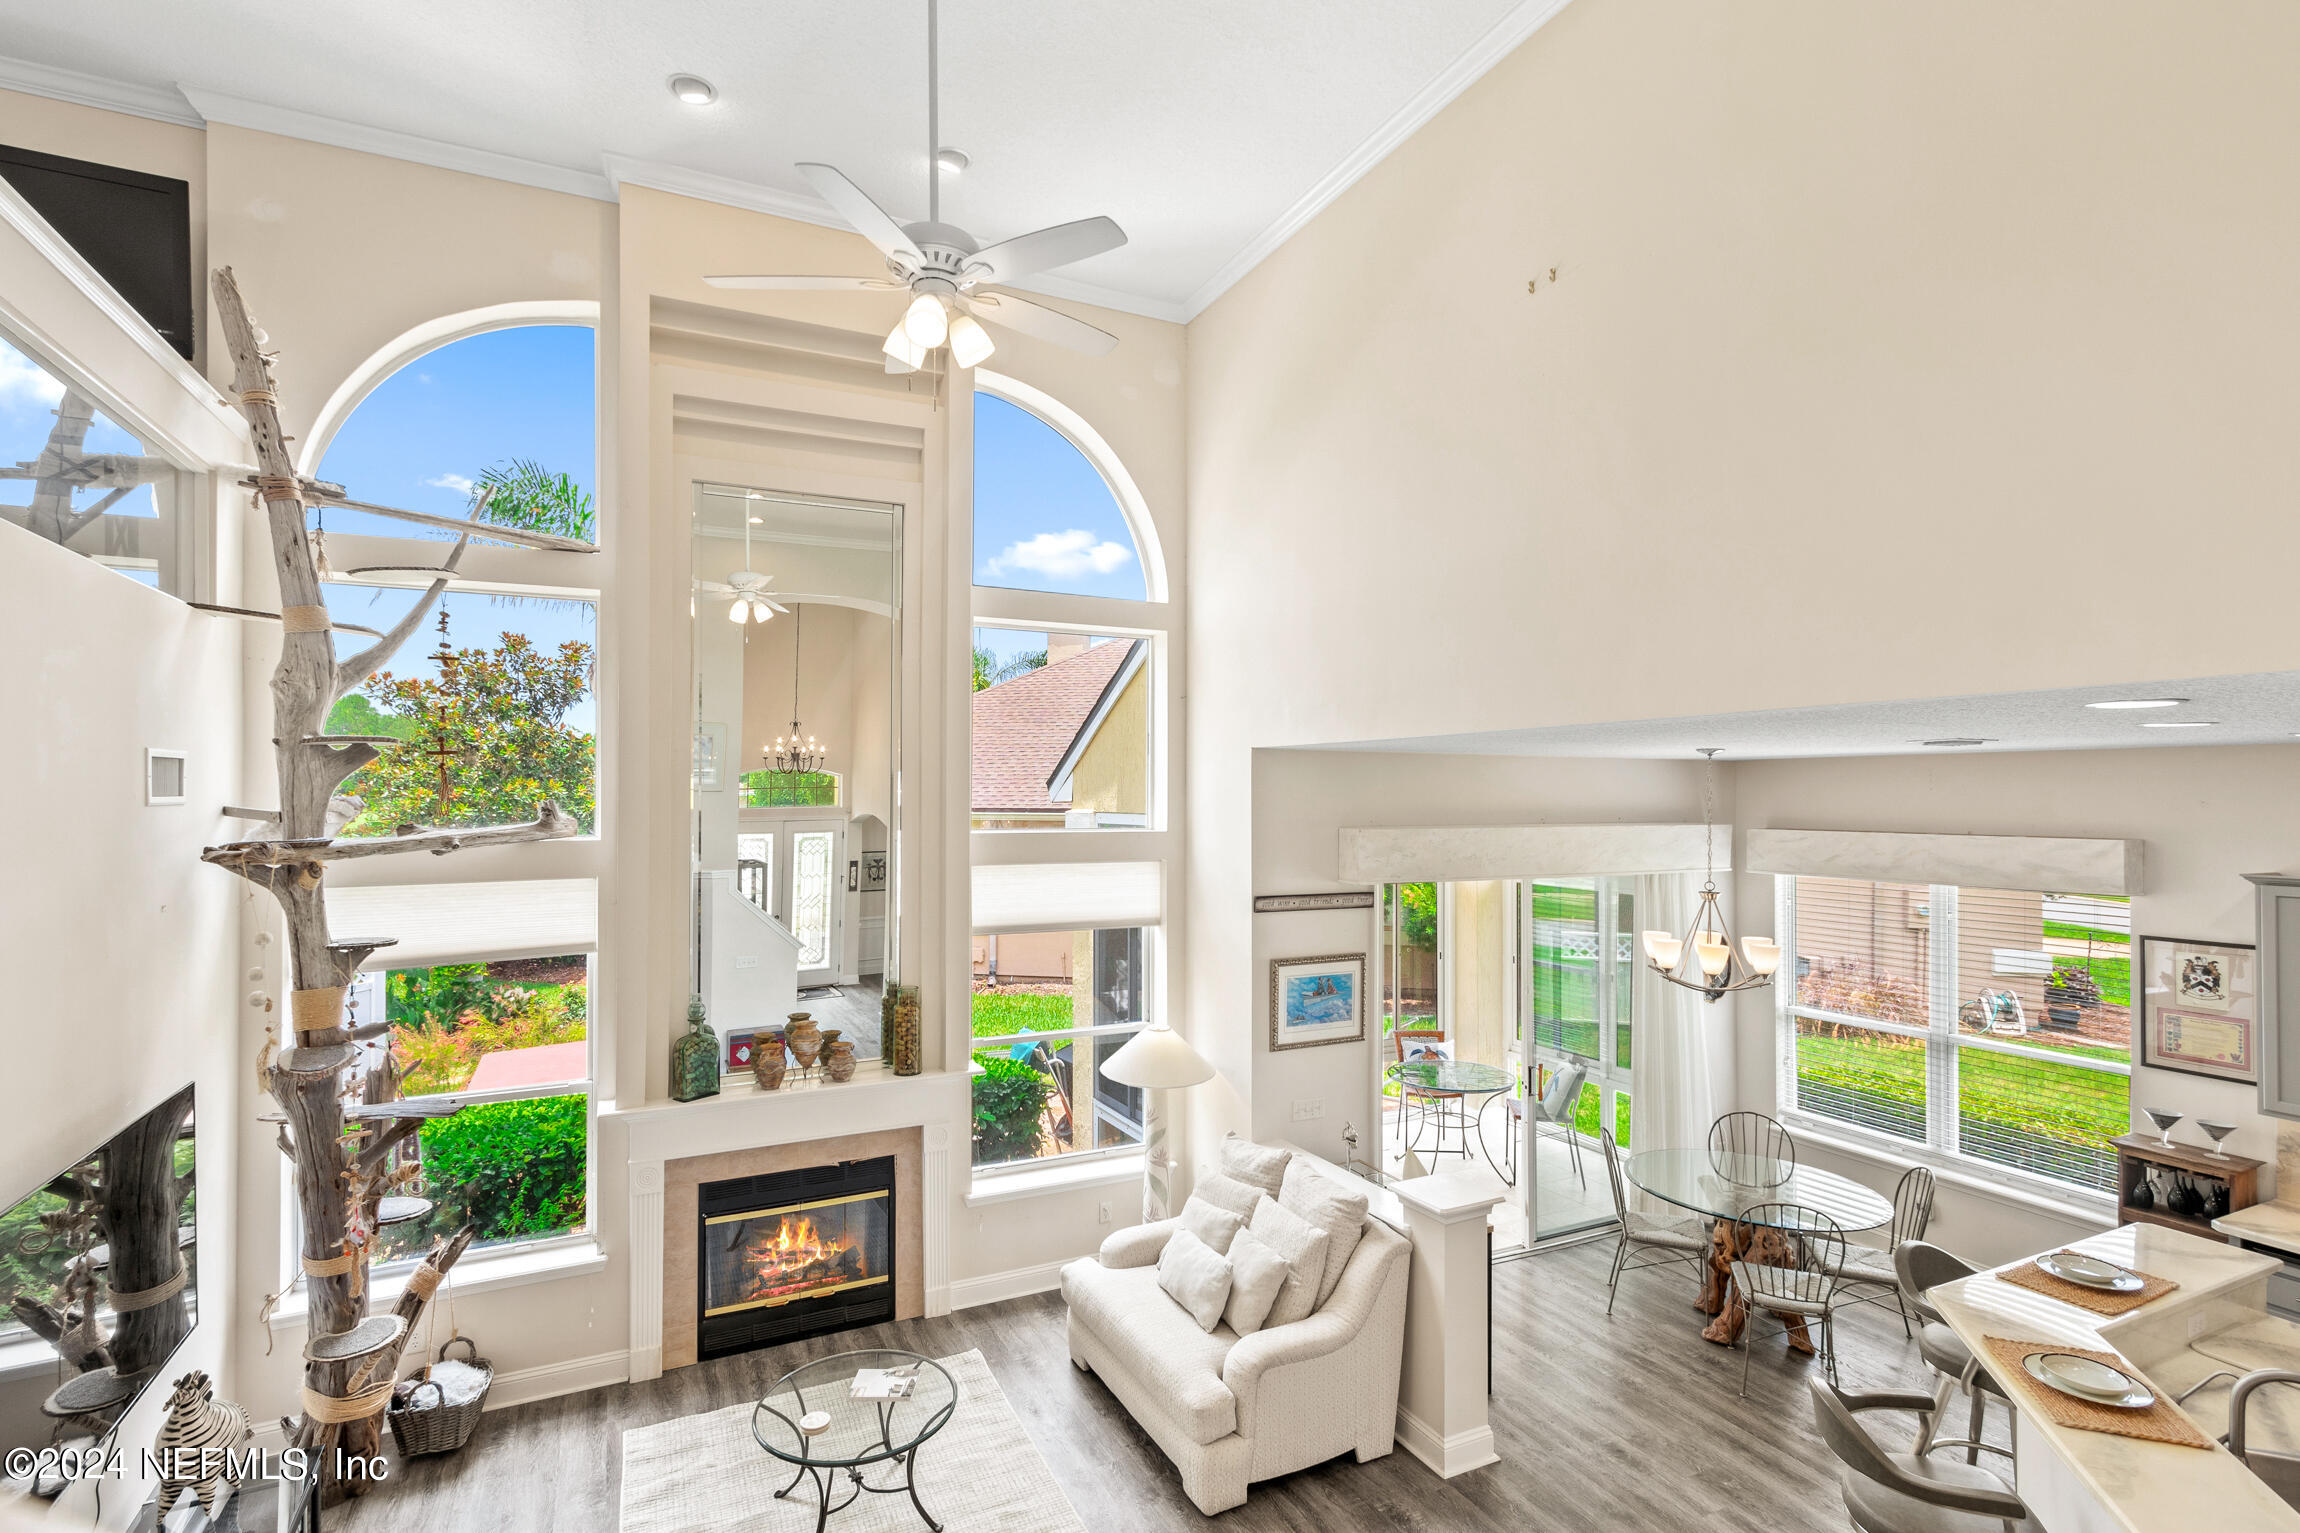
[[1097, 1200, 1112, 1226], [2189, 1312, 2208, 1339], [1292, 1098, 1325, 1122], [735, 955, 760, 970]]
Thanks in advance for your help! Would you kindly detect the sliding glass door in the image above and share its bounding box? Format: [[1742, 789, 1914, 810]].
[[1521, 878, 1634, 1240]]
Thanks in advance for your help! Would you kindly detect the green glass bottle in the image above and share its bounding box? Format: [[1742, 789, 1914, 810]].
[[670, 993, 721, 1102]]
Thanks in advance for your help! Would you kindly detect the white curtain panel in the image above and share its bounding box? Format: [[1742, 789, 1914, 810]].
[[1630, 873, 1717, 1203]]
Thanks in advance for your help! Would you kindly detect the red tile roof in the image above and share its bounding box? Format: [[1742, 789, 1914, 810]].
[[971, 640, 1140, 813]]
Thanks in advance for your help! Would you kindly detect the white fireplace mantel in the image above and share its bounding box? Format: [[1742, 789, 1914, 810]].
[[605, 1066, 969, 1380]]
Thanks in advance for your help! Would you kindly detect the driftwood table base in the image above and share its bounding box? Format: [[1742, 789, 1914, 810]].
[[1698, 1218, 1814, 1352]]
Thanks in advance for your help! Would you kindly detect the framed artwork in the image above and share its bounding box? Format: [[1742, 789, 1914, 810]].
[[860, 851, 888, 893], [693, 722, 728, 792], [2138, 934, 2257, 1084], [1268, 953, 1366, 1052]]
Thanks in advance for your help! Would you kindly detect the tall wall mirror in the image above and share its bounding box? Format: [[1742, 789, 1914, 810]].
[[692, 484, 900, 1064]]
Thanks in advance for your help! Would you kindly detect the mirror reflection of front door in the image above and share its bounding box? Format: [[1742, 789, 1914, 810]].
[[782, 819, 843, 987]]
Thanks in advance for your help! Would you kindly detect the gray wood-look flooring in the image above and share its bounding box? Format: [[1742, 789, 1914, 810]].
[[332, 1236, 2005, 1532]]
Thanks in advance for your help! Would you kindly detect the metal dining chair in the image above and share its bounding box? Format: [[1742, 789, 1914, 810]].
[[1393, 1029, 1471, 1162], [1894, 1240, 2010, 1464], [1825, 1165, 1936, 1335], [1597, 1128, 1705, 1315], [1708, 1110, 1796, 1186], [1807, 1377, 2033, 1533], [1527, 1061, 1590, 1187], [1729, 1203, 1848, 1396]]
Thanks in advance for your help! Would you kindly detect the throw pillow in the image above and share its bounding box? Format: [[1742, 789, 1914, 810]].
[[1156, 1227, 1234, 1332], [1247, 1196, 1330, 1329], [1278, 1158, 1369, 1305], [1222, 1226, 1292, 1337], [1220, 1132, 1291, 1198], [1179, 1195, 1246, 1256], [1189, 1169, 1263, 1220]]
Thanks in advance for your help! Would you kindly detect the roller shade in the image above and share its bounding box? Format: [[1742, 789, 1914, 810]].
[[971, 861, 1162, 934], [327, 878, 598, 970], [1748, 828, 2142, 897]]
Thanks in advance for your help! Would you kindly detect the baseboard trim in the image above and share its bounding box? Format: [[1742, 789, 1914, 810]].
[[948, 1258, 1070, 1311], [245, 1349, 631, 1452], [1395, 1404, 1499, 1478]]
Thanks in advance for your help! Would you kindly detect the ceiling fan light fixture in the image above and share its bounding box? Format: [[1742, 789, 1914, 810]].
[[947, 312, 995, 368], [902, 292, 950, 347], [882, 322, 930, 371], [935, 147, 970, 173], [669, 74, 717, 106]]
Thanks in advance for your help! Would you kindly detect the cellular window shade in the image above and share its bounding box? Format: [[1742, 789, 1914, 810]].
[[971, 861, 1161, 935], [326, 879, 598, 970]]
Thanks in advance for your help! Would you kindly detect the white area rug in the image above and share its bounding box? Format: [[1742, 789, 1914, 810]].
[[621, 1349, 1084, 1533]]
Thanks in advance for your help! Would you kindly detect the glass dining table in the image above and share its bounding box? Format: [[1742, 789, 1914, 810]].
[[1623, 1148, 1894, 1346]]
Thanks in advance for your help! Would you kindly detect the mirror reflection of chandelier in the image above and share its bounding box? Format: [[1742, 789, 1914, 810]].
[[763, 604, 827, 784], [1641, 748, 1780, 1003]]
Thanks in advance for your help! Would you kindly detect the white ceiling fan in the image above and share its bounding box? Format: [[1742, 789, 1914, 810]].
[[705, 0, 1127, 372], [695, 513, 792, 624]]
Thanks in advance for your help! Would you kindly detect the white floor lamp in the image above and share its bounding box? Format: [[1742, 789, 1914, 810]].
[[1102, 1020, 1215, 1223]]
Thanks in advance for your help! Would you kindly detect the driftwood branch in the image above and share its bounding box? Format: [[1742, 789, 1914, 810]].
[[334, 525, 474, 699], [203, 802, 578, 873], [238, 476, 597, 553], [59, 485, 133, 543]]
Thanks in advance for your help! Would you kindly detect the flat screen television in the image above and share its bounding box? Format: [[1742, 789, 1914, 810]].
[[0, 144, 195, 361], [0, 1084, 198, 1498]]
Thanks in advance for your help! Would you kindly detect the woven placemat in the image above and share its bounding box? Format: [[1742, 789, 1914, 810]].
[[1994, 1251, 2178, 1316], [1981, 1336, 2213, 1448]]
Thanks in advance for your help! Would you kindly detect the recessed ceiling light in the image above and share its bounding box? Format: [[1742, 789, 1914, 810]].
[[747, 516, 763, 524], [2086, 698, 2187, 710], [1920, 738, 1993, 747], [669, 74, 717, 106], [2141, 720, 2216, 729], [935, 147, 970, 173]]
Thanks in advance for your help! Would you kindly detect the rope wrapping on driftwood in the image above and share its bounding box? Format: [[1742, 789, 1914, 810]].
[[107, 1263, 187, 1313], [240, 388, 280, 408], [289, 986, 345, 1038], [253, 472, 299, 504], [300, 1380, 395, 1425], [302, 1248, 362, 1297], [404, 1264, 442, 1301], [279, 605, 332, 634]]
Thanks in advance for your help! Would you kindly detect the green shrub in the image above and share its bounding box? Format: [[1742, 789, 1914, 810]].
[[971, 1057, 1051, 1166], [417, 1095, 587, 1241]]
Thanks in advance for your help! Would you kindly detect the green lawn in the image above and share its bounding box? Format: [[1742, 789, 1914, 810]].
[[971, 990, 1075, 1072], [1528, 882, 1597, 922]]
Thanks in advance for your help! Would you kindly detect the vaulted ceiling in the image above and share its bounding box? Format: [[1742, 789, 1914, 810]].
[[0, 0, 1568, 318]]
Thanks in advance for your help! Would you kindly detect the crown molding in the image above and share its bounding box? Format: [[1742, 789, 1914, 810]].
[[0, 55, 201, 128], [177, 85, 616, 202], [1179, 0, 1577, 320]]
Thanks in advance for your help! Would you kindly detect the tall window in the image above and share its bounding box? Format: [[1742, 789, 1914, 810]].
[[968, 926, 1151, 1169], [1777, 877, 2133, 1196], [972, 393, 1144, 600], [971, 625, 1150, 831], [291, 322, 601, 1270]]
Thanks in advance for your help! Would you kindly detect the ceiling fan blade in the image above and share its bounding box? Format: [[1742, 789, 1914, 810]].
[[694, 580, 736, 596], [798, 163, 925, 266], [703, 275, 904, 291], [963, 216, 1128, 286], [961, 291, 1119, 356]]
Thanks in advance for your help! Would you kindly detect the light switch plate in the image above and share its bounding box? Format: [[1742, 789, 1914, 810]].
[[1292, 1098, 1325, 1122]]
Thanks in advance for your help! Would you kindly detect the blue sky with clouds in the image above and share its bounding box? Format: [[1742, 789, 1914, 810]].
[[973, 393, 1142, 601], [1, 335, 160, 517]]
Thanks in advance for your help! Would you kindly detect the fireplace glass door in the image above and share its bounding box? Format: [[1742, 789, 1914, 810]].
[[703, 1189, 891, 1317]]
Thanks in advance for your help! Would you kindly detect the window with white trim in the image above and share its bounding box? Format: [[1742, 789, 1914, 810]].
[[969, 925, 1151, 1169], [1777, 876, 2133, 1196]]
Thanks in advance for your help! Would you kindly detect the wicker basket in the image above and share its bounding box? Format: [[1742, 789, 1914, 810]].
[[387, 1336, 492, 1457]]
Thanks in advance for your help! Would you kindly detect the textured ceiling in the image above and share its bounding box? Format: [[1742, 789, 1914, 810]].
[[1308, 672, 2300, 760], [0, 0, 1558, 316]]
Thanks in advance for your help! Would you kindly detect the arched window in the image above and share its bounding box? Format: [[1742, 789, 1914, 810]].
[[972, 390, 1148, 601]]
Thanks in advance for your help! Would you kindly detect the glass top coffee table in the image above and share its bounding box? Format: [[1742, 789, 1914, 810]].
[[751, 1348, 958, 1532]]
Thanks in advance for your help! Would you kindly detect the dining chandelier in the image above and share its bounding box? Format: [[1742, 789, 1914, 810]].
[[1641, 748, 1780, 1003], [762, 605, 826, 782]]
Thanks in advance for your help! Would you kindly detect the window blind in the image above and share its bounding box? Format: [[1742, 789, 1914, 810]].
[[327, 878, 598, 970], [970, 861, 1161, 934]]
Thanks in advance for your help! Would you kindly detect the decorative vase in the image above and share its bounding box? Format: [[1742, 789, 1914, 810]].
[[886, 984, 922, 1076], [824, 1037, 857, 1083], [671, 994, 721, 1102], [2127, 1170, 2154, 1210], [786, 1012, 822, 1071], [752, 1031, 788, 1091]]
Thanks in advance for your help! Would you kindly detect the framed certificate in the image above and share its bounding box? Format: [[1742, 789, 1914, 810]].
[[2139, 935, 2257, 1084]]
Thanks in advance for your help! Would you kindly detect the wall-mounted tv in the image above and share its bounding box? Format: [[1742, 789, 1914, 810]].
[[0, 1084, 198, 1499], [0, 144, 195, 360]]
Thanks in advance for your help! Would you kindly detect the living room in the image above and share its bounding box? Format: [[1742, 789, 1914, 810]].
[[5, 4, 2300, 1532]]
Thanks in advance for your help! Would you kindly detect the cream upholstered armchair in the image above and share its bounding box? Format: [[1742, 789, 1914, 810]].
[[1059, 1154, 1410, 1515]]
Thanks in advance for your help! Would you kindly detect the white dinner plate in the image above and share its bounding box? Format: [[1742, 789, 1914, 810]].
[[2022, 1351, 2155, 1410], [2035, 1250, 2145, 1292]]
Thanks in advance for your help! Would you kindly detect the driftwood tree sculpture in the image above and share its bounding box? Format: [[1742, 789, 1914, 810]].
[[200, 268, 595, 1494], [0, 381, 176, 549]]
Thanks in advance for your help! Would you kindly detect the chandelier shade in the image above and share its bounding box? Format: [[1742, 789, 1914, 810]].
[[1642, 749, 1778, 1003]]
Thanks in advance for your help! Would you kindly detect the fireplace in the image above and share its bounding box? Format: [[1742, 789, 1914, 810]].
[[696, 1156, 897, 1360]]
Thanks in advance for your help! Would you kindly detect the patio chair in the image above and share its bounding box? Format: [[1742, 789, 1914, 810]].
[[1393, 1028, 1470, 1161]]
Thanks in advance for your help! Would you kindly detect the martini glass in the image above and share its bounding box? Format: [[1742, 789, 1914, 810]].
[[2198, 1120, 2239, 1159], [2143, 1107, 2183, 1149]]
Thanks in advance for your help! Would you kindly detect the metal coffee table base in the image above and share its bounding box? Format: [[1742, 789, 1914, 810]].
[[774, 1400, 942, 1533]]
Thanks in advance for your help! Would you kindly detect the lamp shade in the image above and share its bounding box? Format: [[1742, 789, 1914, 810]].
[[1101, 1021, 1215, 1090]]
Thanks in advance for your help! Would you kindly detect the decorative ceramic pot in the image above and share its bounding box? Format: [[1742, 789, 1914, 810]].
[[824, 1037, 857, 1083], [786, 1012, 822, 1070], [886, 984, 922, 1077], [670, 994, 721, 1102], [752, 1031, 788, 1091]]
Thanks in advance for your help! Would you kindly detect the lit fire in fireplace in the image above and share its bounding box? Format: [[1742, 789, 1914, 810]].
[[737, 1212, 868, 1304]]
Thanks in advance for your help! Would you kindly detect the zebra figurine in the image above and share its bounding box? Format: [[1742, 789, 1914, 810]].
[[152, 1370, 250, 1521]]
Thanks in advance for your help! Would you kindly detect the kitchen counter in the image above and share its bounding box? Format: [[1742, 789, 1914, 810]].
[[1931, 1222, 2300, 1532], [2218, 1202, 2300, 1259]]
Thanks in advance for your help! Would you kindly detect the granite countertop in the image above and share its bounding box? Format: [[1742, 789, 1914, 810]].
[[2218, 1202, 2300, 1258]]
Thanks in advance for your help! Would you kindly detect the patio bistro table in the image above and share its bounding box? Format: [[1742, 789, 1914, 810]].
[[1623, 1148, 1893, 1347], [1387, 1058, 1514, 1176]]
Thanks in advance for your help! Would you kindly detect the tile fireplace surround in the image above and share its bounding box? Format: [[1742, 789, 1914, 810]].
[[609, 1070, 968, 1379]]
